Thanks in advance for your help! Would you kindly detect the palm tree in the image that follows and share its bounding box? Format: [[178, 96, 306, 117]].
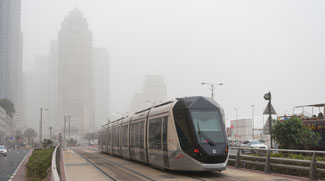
[[24, 128, 37, 145]]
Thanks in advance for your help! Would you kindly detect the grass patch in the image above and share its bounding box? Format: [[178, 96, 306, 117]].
[[26, 148, 54, 181]]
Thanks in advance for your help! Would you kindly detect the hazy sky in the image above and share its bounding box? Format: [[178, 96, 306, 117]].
[[22, 0, 325, 128]]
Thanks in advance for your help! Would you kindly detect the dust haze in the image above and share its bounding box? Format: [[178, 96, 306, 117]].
[[21, 0, 325, 130]]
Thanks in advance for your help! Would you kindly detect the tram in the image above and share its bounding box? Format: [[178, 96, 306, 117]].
[[98, 96, 229, 171]]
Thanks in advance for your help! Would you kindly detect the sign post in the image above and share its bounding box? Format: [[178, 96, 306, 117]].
[[263, 92, 276, 148]]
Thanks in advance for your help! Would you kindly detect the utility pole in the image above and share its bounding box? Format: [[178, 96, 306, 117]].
[[63, 116, 66, 150], [251, 105, 255, 139], [49, 126, 52, 141], [39, 108, 48, 148], [264, 92, 275, 148], [69, 116, 71, 147], [201, 82, 223, 99], [63, 116, 71, 148], [235, 108, 238, 140], [39, 108, 42, 147], [268, 93, 272, 148], [210, 84, 214, 99]]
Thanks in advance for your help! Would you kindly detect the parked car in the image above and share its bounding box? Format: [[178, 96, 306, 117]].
[[240, 140, 268, 153], [259, 140, 266, 144], [0, 145, 8, 156]]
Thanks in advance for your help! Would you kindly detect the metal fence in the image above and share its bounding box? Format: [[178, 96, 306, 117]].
[[55, 144, 62, 178], [228, 147, 325, 181], [51, 144, 61, 181]]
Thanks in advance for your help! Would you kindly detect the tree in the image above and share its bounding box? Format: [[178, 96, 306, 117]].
[[0, 99, 15, 117], [24, 128, 37, 145], [272, 116, 321, 149], [84, 132, 98, 144], [299, 128, 321, 149], [16, 130, 23, 144]]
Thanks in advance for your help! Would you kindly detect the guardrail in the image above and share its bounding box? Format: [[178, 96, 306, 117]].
[[228, 147, 325, 180], [51, 144, 61, 181]]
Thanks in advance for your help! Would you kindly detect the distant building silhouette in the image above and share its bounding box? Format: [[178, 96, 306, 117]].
[[57, 8, 95, 139], [48, 40, 59, 137], [23, 55, 50, 138], [93, 47, 110, 129], [129, 75, 167, 113]]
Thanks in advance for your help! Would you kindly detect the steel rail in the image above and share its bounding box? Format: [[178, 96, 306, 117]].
[[76, 150, 155, 181], [74, 150, 118, 181]]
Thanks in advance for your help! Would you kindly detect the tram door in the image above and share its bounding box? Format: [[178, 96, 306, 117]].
[[148, 116, 169, 168]]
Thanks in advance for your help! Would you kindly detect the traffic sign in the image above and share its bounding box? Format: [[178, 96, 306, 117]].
[[263, 117, 270, 134], [263, 102, 277, 115]]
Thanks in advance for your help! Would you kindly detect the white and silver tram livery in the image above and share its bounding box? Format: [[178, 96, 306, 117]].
[[98, 96, 229, 171]]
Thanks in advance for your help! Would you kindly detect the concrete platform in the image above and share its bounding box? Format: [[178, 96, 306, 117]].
[[64, 148, 308, 181], [63, 149, 109, 181]]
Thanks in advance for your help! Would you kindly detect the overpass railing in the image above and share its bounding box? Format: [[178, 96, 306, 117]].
[[228, 147, 325, 181], [51, 144, 61, 181]]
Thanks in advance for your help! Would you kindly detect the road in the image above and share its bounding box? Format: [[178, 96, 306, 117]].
[[73, 149, 305, 181], [0, 149, 29, 181]]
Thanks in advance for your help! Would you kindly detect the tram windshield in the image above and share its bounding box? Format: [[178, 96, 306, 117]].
[[190, 109, 225, 144]]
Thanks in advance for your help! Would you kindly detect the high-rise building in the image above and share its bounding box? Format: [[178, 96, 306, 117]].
[[93, 47, 110, 129], [48, 40, 58, 135], [57, 9, 95, 139], [0, 0, 23, 131], [129, 75, 167, 113], [23, 55, 49, 136]]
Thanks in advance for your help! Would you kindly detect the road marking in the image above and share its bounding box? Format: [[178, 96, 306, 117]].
[[9, 150, 32, 181]]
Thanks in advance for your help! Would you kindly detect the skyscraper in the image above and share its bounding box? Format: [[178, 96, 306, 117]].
[[0, 0, 23, 131], [57, 9, 95, 139], [48, 40, 58, 134], [93, 47, 110, 128], [23, 55, 49, 135], [129, 75, 167, 113]]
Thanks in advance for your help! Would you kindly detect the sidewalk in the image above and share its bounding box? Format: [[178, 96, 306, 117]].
[[63, 149, 108, 181]]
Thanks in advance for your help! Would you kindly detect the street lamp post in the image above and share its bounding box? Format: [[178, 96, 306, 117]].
[[201, 82, 223, 99], [251, 105, 255, 139], [49, 126, 52, 141], [63, 115, 71, 150], [39, 108, 48, 148], [235, 108, 238, 140]]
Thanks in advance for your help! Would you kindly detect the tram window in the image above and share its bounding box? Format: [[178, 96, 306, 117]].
[[175, 114, 194, 148], [131, 123, 136, 148], [117, 127, 120, 146], [98, 132, 101, 145], [121, 125, 128, 146], [163, 116, 168, 151], [103, 132, 107, 145], [163, 116, 168, 150], [190, 109, 225, 143], [113, 128, 120, 146], [149, 118, 162, 150], [112, 128, 115, 146], [139, 122, 144, 148], [135, 122, 139, 148], [107, 129, 111, 145], [131, 123, 137, 148]]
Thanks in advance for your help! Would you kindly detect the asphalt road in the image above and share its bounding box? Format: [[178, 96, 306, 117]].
[[0, 149, 29, 181]]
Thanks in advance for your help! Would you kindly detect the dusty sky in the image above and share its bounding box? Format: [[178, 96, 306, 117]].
[[22, 0, 325, 128]]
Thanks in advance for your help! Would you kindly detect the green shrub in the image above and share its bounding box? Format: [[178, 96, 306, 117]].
[[26, 148, 54, 181]]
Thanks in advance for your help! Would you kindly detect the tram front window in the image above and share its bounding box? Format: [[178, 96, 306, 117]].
[[190, 109, 225, 144]]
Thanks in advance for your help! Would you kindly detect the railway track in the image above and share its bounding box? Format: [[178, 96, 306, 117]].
[[75, 150, 153, 181], [73, 149, 251, 181]]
